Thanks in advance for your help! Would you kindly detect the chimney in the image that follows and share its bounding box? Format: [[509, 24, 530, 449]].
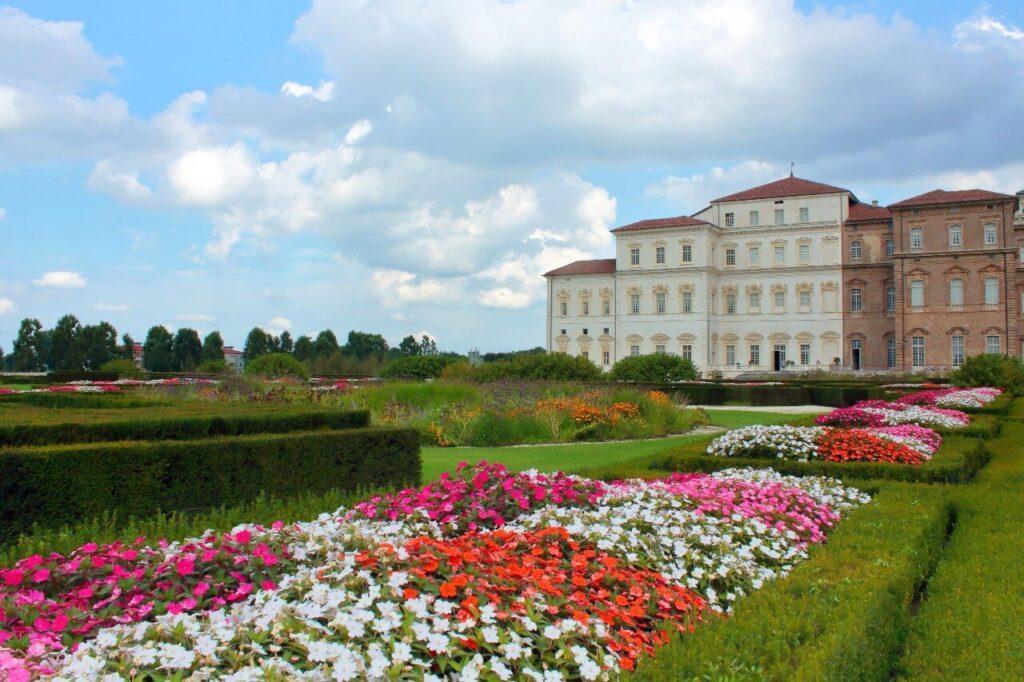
[[871, 200, 879, 206]]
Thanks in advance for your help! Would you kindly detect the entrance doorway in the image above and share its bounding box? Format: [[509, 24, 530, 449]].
[[851, 340, 862, 370], [773, 344, 786, 371]]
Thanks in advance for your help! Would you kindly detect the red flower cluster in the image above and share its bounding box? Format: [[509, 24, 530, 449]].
[[816, 429, 927, 465]]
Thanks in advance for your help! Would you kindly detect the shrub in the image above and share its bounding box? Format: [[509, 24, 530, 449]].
[[379, 354, 451, 380], [98, 358, 141, 375], [610, 353, 698, 383], [196, 358, 228, 374], [244, 352, 310, 380], [950, 353, 1024, 394], [0, 426, 420, 543]]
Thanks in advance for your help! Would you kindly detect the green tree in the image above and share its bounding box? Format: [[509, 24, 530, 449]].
[[243, 327, 271, 362], [244, 352, 310, 380], [142, 325, 176, 372], [201, 331, 225, 362], [80, 321, 119, 370], [379, 354, 452, 380], [344, 330, 389, 359], [120, 333, 137, 360], [420, 334, 439, 355], [11, 318, 44, 371], [610, 353, 698, 383], [173, 327, 203, 370], [292, 334, 314, 362], [313, 329, 339, 358], [398, 334, 421, 356], [49, 314, 84, 371], [279, 330, 294, 354], [950, 354, 1024, 394]]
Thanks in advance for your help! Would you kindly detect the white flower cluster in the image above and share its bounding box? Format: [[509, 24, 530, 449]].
[[706, 425, 824, 461], [933, 388, 1001, 409], [862, 406, 967, 429]]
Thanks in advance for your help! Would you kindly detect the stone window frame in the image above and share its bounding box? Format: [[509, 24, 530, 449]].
[[795, 281, 813, 313], [846, 278, 867, 314], [795, 236, 813, 264], [979, 266, 1001, 308], [745, 283, 763, 314], [653, 239, 668, 266], [679, 238, 695, 265], [678, 283, 695, 314], [820, 281, 839, 312], [746, 240, 762, 267], [770, 283, 787, 314], [722, 241, 739, 269], [652, 284, 669, 315], [627, 241, 642, 267]]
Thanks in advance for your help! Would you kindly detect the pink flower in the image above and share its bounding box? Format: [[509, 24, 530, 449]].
[[2, 570, 24, 586], [233, 530, 252, 544], [174, 557, 195, 576]]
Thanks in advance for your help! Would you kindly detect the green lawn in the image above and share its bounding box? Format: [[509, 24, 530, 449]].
[[421, 408, 800, 481]]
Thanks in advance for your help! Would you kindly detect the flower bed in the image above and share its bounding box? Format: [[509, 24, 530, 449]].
[[0, 463, 868, 679], [707, 425, 932, 464], [895, 387, 1002, 410], [815, 401, 970, 430]]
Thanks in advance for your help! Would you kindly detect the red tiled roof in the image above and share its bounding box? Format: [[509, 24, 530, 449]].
[[223, 346, 242, 355], [888, 189, 1017, 209], [846, 201, 892, 222], [610, 215, 710, 233], [544, 258, 616, 277], [711, 176, 851, 203]]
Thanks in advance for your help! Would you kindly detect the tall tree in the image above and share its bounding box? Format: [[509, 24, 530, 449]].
[[313, 329, 339, 358], [267, 333, 281, 354], [243, 327, 270, 362], [344, 331, 389, 359], [173, 327, 203, 370], [142, 325, 175, 372], [201, 331, 225, 362], [292, 335, 314, 362], [49, 314, 84, 370], [279, 330, 294, 354], [120, 333, 137, 360], [81, 321, 118, 370], [420, 334, 439, 356], [12, 318, 44, 371], [398, 334, 421, 356]]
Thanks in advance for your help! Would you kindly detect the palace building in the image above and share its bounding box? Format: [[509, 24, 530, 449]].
[[544, 175, 1024, 374]]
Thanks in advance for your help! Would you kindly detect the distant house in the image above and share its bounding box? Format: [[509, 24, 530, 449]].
[[223, 346, 244, 373], [131, 343, 144, 369]]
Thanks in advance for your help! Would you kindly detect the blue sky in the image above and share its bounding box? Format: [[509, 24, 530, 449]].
[[1, 1, 1023, 353]]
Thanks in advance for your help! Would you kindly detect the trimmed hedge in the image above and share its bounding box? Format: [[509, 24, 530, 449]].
[[0, 408, 369, 447], [971, 390, 1013, 416], [936, 413, 999, 439], [651, 434, 988, 484], [0, 392, 169, 409], [663, 383, 884, 407], [633, 482, 951, 680], [0, 426, 420, 543]]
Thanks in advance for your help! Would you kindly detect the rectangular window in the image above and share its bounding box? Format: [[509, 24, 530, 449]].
[[560, 301, 567, 316], [774, 245, 785, 264], [984, 222, 997, 247], [1019, 245, 1024, 264], [655, 344, 666, 353], [985, 277, 999, 306], [850, 240, 862, 260], [949, 278, 964, 308], [681, 344, 692, 361], [750, 344, 760, 366], [885, 239, 894, 259], [910, 226, 923, 251], [774, 290, 785, 312], [912, 336, 926, 367], [887, 337, 897, 368], [630, 294, 640, 315], [725, 212, 734, 227], [602, 300, 610, 315], [750, 292, 760, 310], [799, 207, 809, 223], [726, 293, 737, 315], [682, 244, 693, 263], [582, 300, 589, 316], [749, 210, 759, 226], [630, 247, 640, 266], [951, 336, 964, 367], [725, 248, 736, 266], [602, 350, 610, 366], [774, 208, 784, 225], [910, 280, 925, 309], [630, 344, 640, 357], [851, 287, 863, 312], [799, 290, 811, 309], [656, 291, 666, 314], [655, 245, 666, 264], [581, 350, 589, 360], [987, 335, 1000, 355], [726, 344, 736, 365], [948, 224, 963, 249], [886, 286, 896, 313], [799, 243, 810, 263], [682, 291, 693, 313], [749, 246, 759, 265], [800, 343, 811, 365]]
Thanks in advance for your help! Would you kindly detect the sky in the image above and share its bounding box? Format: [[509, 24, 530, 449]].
[[1, 1, 1023, 353]]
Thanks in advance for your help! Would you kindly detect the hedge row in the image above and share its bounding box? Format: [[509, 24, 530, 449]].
[[0, 392, 170, 409], [651, 434, 988, 484], [935, 413, 1000, 439], [662, 383, 886, 407], [0, 426, 420, 543], [896, 419, 1024, 679], [0, 408, 369, 446], [633, 482, 951, 680]]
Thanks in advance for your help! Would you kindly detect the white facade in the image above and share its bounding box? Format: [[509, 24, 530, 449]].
[[545, 180, 849, 376]]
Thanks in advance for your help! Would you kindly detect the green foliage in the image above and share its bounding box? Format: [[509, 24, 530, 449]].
[[245, 352, 310, 380], [633, 483, 951, 680], [950, 353, 1024, 394], [48, 314, 84, 370], [0, 406, 368, 446], [119, 333, 136, 360], [609, 353, 698, 382], [308, 350, 386, 376], [313, 329, 340, 358], [465, 352, 604, 382], [172, 327, 203, 370], [343, 330, 389, 359], [142, 325, 176, 371], [0, 426, 420, 543], [936, 413, 999, 439], [243, 326, 271, 362], [379, 354, 452, 380], [201, 330, 225, 362], [99, 357, 141, 374], [196, 358, 228, 374], [80, 321, 118, 370], [12, 318, 44, 371]]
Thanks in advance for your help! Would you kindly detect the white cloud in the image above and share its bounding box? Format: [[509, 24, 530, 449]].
[[87, 159, 152, 202], [0, 206, 6, 220], [266, 316, 292, 333], [479, 287, 533, 309], [646, 160, 782, 212], [0, 297, 14, 314], [174, 313, 214, 323], [371, 269, 457, 308], [33, 270, 86, 288], [167, 145, 256, 206], [344, 118, 372, 145], [281, 80, 336, 102], [955, 14, 1024, 56], [95, 302, 130, 312]]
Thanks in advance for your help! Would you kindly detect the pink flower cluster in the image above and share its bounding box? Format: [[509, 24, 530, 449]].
[[871, 424, 943, 454], [350, 461, 605, 532], [895, 386, 1002, 409], [816, 400, 970, 429], [814, 406, 885, 428], [0, 525, 291, 674]]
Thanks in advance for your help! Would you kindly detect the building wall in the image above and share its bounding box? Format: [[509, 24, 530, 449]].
[[842, 215, 896, 369]]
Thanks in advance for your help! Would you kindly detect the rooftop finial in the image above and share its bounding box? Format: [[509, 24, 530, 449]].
[[789, 162, 794, 178]]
